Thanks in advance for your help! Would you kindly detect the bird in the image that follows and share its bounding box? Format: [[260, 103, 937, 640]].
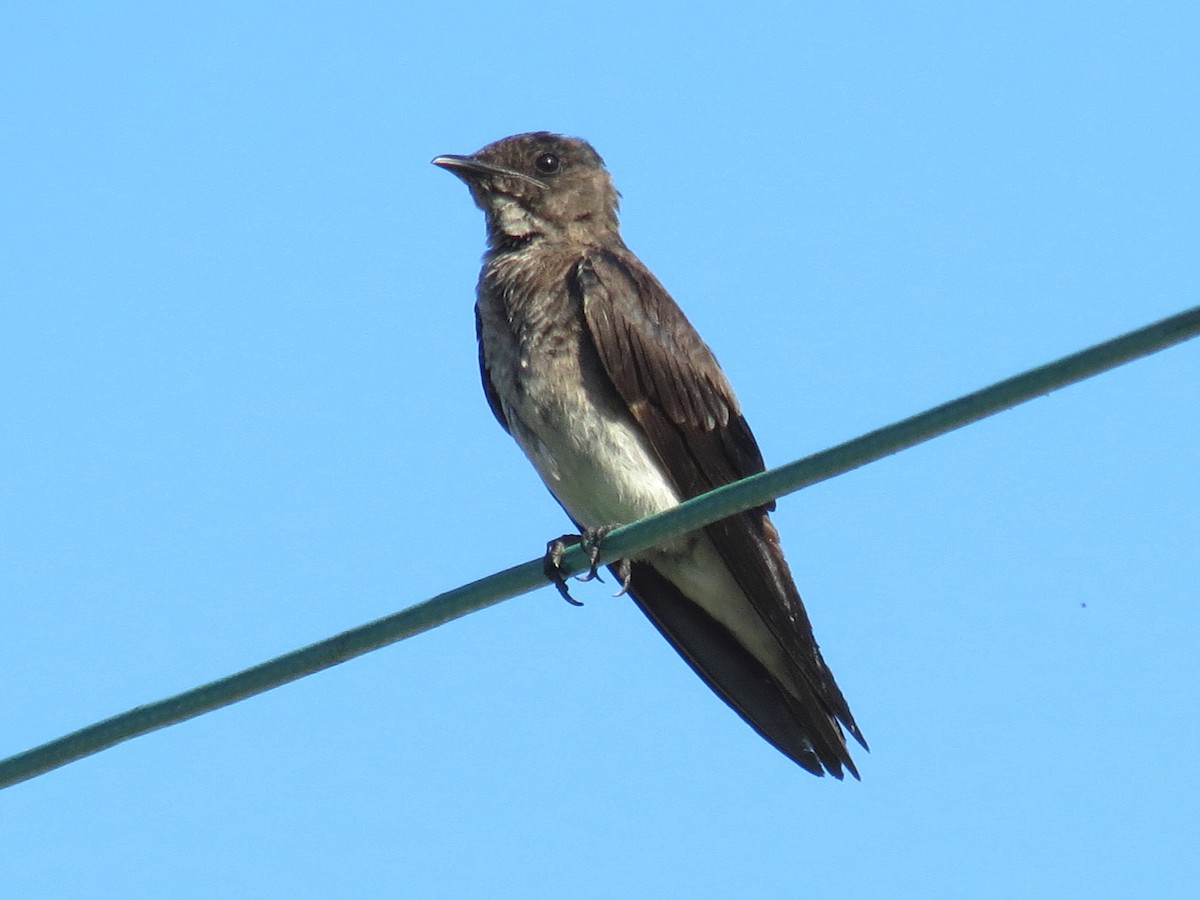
[[432, 132, 866, 777]]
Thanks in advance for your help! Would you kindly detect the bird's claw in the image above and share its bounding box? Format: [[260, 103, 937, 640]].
[[611, 556, 633, 597], [577, 525, 613, 583]]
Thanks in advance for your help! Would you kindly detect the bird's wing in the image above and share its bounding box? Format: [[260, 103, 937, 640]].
[[475, 303, 511, 433], [574, 247, 866, 776]]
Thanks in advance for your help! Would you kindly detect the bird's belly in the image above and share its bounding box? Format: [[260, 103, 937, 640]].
[[511, 398, 681, 531]]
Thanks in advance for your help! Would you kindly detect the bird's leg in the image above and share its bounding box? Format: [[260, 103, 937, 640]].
[[544, 534, 585, 606]]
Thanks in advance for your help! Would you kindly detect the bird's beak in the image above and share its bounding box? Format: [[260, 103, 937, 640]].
[[431, 154, 548, 189]]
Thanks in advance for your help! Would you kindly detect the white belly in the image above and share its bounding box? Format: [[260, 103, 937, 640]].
[[509, 394, 681, 531]]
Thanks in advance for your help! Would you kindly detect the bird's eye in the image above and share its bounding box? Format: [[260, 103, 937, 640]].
[[534, 152, 561, 175]]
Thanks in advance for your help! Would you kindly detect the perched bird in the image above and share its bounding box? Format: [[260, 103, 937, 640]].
[[433, 132, 866, 777]]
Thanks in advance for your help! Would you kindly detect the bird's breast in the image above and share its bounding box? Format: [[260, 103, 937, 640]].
[[476, 258, 681, 531]]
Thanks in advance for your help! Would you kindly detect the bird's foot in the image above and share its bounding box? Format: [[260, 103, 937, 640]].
[[544, 534, 585, 606], [543, 526, 634, 604], [610, 555, 633, 597], [576, 525, 613, 583]]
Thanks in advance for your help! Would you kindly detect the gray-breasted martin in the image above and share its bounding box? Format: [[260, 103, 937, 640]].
[[433, 132, 866, 777]]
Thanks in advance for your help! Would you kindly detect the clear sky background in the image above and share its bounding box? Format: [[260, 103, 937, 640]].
[[3, 3, 1198, 898]]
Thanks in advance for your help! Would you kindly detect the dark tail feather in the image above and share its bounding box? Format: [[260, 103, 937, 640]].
[[621, 562, 860, 779]]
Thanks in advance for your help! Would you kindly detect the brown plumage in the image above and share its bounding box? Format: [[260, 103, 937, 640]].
[[434, 132, 866, 776]]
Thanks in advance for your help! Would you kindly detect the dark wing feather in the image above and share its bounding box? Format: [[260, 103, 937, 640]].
[[574, 248, 866, 775], [625, 562, 835, 777]]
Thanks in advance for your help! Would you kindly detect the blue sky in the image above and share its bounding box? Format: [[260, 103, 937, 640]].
[[3, 3, 1198, 897]]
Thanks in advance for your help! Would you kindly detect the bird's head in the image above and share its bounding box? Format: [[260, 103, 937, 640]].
[[433, 132, 620, 248]]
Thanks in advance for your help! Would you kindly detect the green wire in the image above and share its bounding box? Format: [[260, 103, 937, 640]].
[[2, 305, 1197, 790]]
